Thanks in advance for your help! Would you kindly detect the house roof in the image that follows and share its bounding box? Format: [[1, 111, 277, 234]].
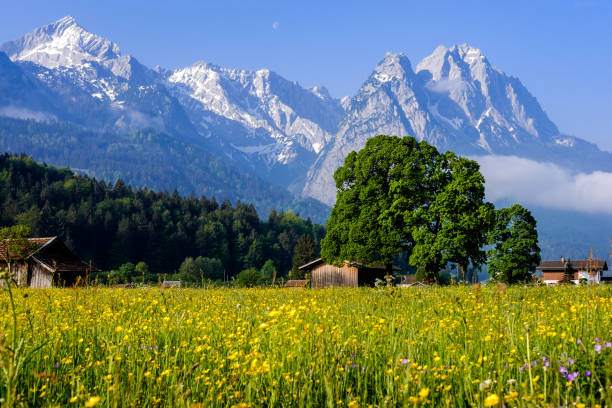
[[0, 237, 56, 261], [0, 236, 96, 273], [537, 259, 608, 271], [284, 280, 308, 287], [298, 258, 401, 271]]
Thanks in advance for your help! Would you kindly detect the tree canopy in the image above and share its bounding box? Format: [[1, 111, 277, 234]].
[[487, 204, 541, 284], [322, 135, 493, 280]]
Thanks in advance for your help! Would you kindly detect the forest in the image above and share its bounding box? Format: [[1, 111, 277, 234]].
[[0, 153, 324, 283]]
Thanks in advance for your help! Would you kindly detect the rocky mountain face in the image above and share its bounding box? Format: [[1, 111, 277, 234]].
[[303, 46, 612, 205], [1, 17, 611, 217]]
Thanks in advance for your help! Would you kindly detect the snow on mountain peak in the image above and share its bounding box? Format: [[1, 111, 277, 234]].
[[372, 52, 413, 83], [0, 16, 122, 70]]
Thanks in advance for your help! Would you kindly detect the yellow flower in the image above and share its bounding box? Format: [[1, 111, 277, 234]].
[[418, 388, 429, 399], [484, 394, 499, 407], [504, 391, 518, 401], [576, 404, 585, 408], [85, 396, 100, 407]]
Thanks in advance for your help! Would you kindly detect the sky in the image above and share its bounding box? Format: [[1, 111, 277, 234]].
[[1, 0, 611, 151]]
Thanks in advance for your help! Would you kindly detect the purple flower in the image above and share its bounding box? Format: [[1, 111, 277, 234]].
[[544, 360, 550, 367], [585, 371, 591, 377], [568, 358, 574, 365], [519, 365, 525, 372], [401, 358, 409, 365], [54, 362, 60, 368], [595, 338, 600, 343], [351, 353, 356, 357], [559, 366, 568, 375], [605, 342, 611, 348], [350, 363, 356, 369], [576, 339, 582, 345], [567, 371, 579, 382], [595, 344, 602, 354]]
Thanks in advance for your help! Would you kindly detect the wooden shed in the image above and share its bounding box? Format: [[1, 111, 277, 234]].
[[0, 237, 95, 288], [298, 258, 399, 288]]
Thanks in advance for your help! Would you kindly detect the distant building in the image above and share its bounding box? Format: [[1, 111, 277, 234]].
[[298, 258, 400, 288], [536, 258, 609, 285], [161, 280, 181, 288], [284, 279, 309, 289], [0, 237, 95, 288]]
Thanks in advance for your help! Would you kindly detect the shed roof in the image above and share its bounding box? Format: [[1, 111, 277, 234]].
[[284, 280, 308, 287], [0, 236, 96, 273], [537, 260, 608, 271], [298, 258, 401, 271], [0, 237, 55, 261]]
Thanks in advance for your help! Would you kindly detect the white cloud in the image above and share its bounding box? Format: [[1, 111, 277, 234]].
[[0, 106, 56, 122], [475, 155, 612, 214], [272, 21, 280, 30]]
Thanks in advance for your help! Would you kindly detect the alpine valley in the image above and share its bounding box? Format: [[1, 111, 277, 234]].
[[1, 17, 611, 258]]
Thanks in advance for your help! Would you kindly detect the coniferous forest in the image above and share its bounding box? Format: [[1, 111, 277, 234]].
[[0, 153, 324, 282]]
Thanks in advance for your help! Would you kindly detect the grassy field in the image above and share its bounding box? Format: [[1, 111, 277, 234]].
[[0, 285, 610, 407]]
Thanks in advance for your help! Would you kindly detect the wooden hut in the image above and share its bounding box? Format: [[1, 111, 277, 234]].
[[0, 237, 95, 288], [298, 258, 400, 288], [284, 279, 309, 289]]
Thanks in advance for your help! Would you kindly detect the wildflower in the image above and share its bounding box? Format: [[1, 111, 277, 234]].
[[484, 394, 499, 407], [576, 339, 582, 345], [595, 344, 602, 354], [559, 366, 568, 375], [401, 359, 408, 365], [595, 338, 599, 343], [567, 372, 579, 382], [605, 341, 612, 348], [418, 388, 429, 399], [85, 396, 100, 407], [568, 358, 574, 365], [585, 371, 591, 377]]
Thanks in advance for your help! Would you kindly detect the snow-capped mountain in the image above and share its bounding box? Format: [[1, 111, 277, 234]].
[[1, 17, 611, 213], [162, 62, 344, 189], [0, 16, 197, 137], [301, 46, 612, 205]]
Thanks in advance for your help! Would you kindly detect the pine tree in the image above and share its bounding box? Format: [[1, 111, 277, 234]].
[[291, 234, 316, 279]]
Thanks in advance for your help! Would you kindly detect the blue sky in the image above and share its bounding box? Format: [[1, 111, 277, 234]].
[[1, 0, 611, 150]]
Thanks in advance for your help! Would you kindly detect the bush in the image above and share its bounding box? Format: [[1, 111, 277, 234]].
[[236, 268, 263, 287]]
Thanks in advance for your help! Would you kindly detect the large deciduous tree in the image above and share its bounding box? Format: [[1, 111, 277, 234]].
[[322, 135, 493, 280], [487, 204, 541, 284]]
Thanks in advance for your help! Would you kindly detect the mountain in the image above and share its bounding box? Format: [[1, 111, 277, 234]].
[[1, 17, 612, 259], [302, 46, 612, 205], [163, 62, 344, 190]]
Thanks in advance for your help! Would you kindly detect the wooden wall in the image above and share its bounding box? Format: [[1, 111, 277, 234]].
[[29, 263, 53, 288], [311, 263, 358, 288]]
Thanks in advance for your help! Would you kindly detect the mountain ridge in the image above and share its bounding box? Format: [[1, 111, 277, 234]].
[[1, 16, 611, 221]]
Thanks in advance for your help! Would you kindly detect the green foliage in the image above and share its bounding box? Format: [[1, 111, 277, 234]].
[[562, 259, 576, 284], [134, 261, 149, 283], [178, 256, 224, 283], [322, 135, 492, 281], [291, 234, 316, 279], [0, 153, 323, 280], [236, 268, 263, 287], [260, 259, 276, 282], [487, 204, 541, 284]]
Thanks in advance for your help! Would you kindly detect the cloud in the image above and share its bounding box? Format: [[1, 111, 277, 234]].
[[475, 155, 612, 214], [272, 21, 279, 30], [0, 106, 56, 122]]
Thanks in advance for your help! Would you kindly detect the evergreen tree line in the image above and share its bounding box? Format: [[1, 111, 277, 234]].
[[0, 153, 324, 283]]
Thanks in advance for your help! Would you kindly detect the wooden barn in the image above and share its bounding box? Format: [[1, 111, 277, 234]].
[[298, 258, 400, 288], [0, 237, 95, 288]]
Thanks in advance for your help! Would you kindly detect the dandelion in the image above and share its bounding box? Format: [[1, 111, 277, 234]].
[[418, 388, 429, 399], [85, 396, 100, 407], [484, 394, 499, 407]]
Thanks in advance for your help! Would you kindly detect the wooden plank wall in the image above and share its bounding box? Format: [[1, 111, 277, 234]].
[[30, 263, 53, 288], [311, 264, 358, 288]]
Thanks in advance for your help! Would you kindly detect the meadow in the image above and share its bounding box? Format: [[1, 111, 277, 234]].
[[0, 285, 610, 407]]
